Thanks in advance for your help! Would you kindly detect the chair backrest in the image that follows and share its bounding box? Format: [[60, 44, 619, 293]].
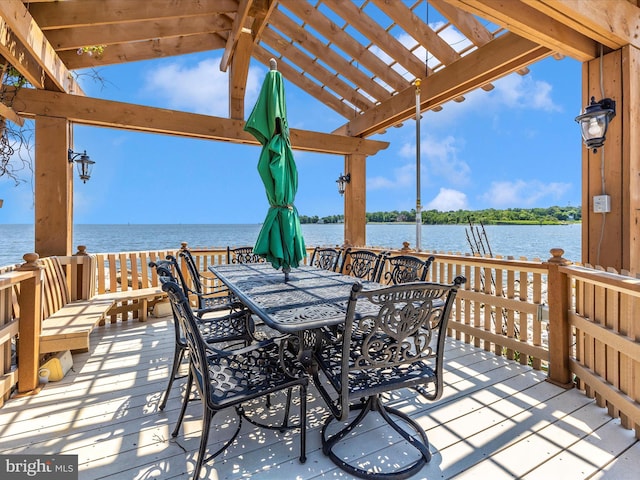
[[161, 279, 210, 393], [148, 259, 176, 282], [381, 254, 435, 285], [178, 248, 205, 295], [309, 247, 342, 271], [155, 254, 192, 297], [339, 248, 387, 282], [332, 276, 465, 417], [149, 260, 185, 346], [226, 246, 265, 264]]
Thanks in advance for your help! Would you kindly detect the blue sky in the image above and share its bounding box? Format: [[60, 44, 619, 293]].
[[0, 24, 583, 224]]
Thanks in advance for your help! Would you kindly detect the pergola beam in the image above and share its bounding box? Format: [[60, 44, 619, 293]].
[[253, 47, 358, 119], [0, 0, 82, 94], [0, 17, 46, 89], [270, 9, 393, 103], [446, 0, 598, 61], [322, 0, 430, 79], [279, 0, 410, 93], [260, 28, 376, 112], [27, 0, 237, 29], [220, 0, 252, 72], [9, 87, 388, 156], [531, 0, 640, 51], [228, 31, 253, 120], [371, 0, 460, 66], [339, 32, 550, 138], [59, 33, 227, 69], [430, 0, 493, 46], [46, 14, 232, 51], [0, 102, 24, 127]]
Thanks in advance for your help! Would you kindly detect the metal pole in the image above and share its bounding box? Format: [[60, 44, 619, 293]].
[[415, 79, 422, 251]]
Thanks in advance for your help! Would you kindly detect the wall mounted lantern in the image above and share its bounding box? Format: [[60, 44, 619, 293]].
[[68, 149, 95, 183], [575, 96, 616, 153], [336, 173, 350, 196]]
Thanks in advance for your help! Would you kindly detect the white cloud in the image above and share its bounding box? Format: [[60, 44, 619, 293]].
[[426, 188, 468, 210], [143, 57, 262, 116], [400, 134, 470, 185], [480, 180, 571, 207], [368, 163, 414, 190], [493, 74, 560, 112]]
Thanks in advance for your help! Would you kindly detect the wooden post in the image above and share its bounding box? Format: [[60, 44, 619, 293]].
[[16, 253, 42, 393], [545, 248, 573, 388], [581, 46, 640, 273], [344, 153, 366, 247], [624, 45, 640, 274], [35, 116, 72, 257]]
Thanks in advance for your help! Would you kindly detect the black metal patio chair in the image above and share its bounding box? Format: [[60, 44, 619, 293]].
[[381, 254, 435, 285], [162, 280, 308, 479], [227, 246, 266, 264], [178, 246, 242, 311], [312, 276, 466, 479], [309, 246, 342, 271], [338, 247, 388, 282], [149, 260, 256, 412]]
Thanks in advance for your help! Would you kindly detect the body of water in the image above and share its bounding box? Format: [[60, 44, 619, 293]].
[[0, 223, 581, 267]]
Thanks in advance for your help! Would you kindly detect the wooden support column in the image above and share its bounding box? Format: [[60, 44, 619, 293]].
[[16, 256, 42, 393], [625, 45, 640, 274], [545, 249, 573, 388], [581, 46, 640, 273], [343, 153, 366, 247], [35, 116, 72, 257]]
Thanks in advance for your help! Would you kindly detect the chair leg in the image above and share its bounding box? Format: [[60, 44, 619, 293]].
[[172, 371, 193, 438], [159, 343, 186, 411], [321, 395, 430, 480], [192, 404, 212, 480], [239, 387, 300, 432], [299, 384, 307, 463]]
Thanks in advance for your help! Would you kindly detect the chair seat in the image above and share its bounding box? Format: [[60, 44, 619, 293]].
[[315, 343, 437, 399], [205, 339, 306, 409]]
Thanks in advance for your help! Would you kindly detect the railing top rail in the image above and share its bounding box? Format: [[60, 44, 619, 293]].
[[560, 264, 640, 297], [0, 269, 38, 288], [430, 252, 550, 272]]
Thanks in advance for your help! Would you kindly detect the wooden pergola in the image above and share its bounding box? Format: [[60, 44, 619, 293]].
[[1, 0, 639, 271]]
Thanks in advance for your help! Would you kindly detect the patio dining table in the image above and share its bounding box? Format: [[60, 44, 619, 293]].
[[208, 263, 378, 334]]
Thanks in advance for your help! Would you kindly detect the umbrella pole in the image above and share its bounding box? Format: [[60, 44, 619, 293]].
[[415, 79, 422, 251], [283, 266, 291, 282]]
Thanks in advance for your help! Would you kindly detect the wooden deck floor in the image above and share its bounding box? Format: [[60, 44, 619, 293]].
[[1, 316, 637, 480]]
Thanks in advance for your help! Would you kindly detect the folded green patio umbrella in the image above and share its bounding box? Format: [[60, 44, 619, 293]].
[[244, 59, 306, 280]]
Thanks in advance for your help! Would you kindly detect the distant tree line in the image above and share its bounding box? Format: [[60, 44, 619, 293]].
[[299, 206, 581, 225]]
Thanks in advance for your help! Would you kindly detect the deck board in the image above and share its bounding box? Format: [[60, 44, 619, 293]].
[[0, 316, 636, 479]]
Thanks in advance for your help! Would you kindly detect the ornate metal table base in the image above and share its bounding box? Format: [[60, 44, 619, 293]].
[[321, 394, 431, 480]]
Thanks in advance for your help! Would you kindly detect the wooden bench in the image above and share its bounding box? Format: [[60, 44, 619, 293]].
[[39, 256, 114, 354], [91, 250, 171, 323]]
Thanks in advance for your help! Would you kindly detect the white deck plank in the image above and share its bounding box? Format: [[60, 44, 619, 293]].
[[588, 439, 640, 480], [0, 316, 636, 480]]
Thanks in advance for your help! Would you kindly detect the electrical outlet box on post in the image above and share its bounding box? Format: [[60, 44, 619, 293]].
[[593, 195, 611, 213]]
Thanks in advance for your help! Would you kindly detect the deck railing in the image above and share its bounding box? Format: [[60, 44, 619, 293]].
[[1, 245, 639, 438], [561, 263, 640, 435], [0, 265, 41, 403]]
